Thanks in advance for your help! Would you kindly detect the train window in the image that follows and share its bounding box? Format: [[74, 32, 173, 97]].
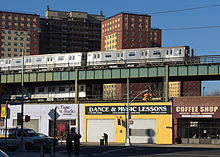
[[38, 87, 44, 93], [179, 49, 181, 55], [142, 52, 144, 56], [94, 54, 96, 59], [58, 56, 64, 61], [170, 50, 172, 55], [72, 56, 75, 60], [105, 54, 112, 58], [29, 59, 31, 63], [98, 54, 100, 59], [129, 52, 135, 56], [69, 56, 72, 60], [6, 60, 8, 64], [166, 50, 169, 55], [26, 59, 29, 63], [16, 60, 21, 64], [59, 87, 66, 92], [36, 58, 42, 62], [145, 51, 147, 56], [153, 51, 160, 55], [121, 53, 123, 57], [118, 53, 120, 57]]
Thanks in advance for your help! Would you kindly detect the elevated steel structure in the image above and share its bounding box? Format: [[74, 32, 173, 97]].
[[1, 63, 220, 102]]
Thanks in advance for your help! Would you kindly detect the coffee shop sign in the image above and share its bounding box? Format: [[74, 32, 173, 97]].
[[176, 106, 219, 113], [57, 105, 76, 115]]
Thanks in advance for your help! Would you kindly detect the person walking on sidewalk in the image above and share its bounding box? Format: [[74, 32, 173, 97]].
[[73, 132, 82, 156], [66, 133, 73, 156]]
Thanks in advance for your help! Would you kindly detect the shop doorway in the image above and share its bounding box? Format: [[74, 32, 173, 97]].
[[49, 119, 76, 140]]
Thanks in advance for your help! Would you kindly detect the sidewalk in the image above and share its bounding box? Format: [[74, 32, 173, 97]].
[[81, 142, 220, 148]]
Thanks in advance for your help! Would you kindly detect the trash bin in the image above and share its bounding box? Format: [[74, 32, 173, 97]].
[[100, 139, 104, 145]]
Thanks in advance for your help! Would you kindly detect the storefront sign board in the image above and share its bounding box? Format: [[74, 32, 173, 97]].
[[85, 105, 171, 115]]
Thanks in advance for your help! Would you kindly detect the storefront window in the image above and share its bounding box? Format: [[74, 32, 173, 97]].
[[177, 118, 220, 144], [49, 119, 76, 140]]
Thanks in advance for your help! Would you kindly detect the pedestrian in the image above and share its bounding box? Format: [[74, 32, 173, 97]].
[[103, 133, 108, 146], [73, 132, 82, 156], [66, 133, 73, 156]]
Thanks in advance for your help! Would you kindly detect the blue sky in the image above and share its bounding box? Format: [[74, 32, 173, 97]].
[[1, 0, 220, 95]]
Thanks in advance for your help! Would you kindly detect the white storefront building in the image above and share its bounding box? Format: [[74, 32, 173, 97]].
[[7, 103, 84, 140]]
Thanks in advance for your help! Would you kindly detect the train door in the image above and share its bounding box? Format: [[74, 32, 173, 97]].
[[25, 57, 32, 70], [46, 56, 54, 70], [116, 51, 123, 65], [140, 50, 148, 64], [93, 53, 98, 65]]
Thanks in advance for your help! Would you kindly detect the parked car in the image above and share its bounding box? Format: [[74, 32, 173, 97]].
[[37, 133, 59, 145], [0, 127, 49, 150]]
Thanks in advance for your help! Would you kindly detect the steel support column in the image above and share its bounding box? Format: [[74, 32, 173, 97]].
[[164, 65, 169, 102]]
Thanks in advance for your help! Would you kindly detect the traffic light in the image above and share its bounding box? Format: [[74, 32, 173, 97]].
[[148, 94, 152, 102], [143, 93, 149, 102], [149, 94, 152, 101], [17, 113, 22, 125]]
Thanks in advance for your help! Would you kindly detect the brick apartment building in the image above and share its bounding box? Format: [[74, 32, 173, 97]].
[[0, 11, 40, 58], [39, 7, 105, 54], [101, 12, 161, 51]]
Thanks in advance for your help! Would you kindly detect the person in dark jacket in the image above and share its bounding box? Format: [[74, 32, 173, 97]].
[[73, 132, 82, 156], [66, 133, 73, 156], [103, 133, 108, 146]]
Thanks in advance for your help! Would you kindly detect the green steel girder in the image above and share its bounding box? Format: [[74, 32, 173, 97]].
[[1, 64, 220, 83]]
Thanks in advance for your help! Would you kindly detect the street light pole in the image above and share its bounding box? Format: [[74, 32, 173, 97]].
[[125, 64, 130, 146], [21, 32, 27, 151]]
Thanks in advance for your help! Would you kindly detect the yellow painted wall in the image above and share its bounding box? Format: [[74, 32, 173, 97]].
[[83, 102, 172, 144]]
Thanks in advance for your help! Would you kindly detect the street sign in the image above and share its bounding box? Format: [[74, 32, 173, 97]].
[[48, 108, 60, 121]]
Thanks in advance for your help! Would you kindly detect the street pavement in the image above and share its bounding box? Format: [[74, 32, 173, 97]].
[[5, 143, 220, 157]]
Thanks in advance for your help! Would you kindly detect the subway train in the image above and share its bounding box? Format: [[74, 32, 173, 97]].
[[0, 46, 190, 72]]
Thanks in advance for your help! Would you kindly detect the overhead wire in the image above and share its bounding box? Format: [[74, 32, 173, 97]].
[[162, 25, 220, 31], [150, 4, 220, 14], [149, 4, 220, 31]]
